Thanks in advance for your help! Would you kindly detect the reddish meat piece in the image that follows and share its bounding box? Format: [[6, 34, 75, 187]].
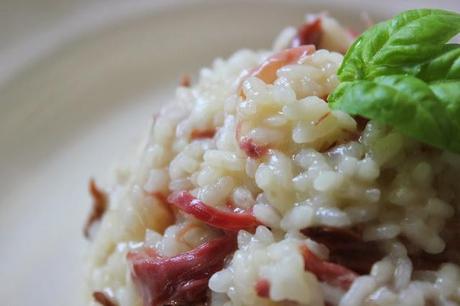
[[299, 244, 357, 290], [302, 226, 362, 244], [84, 179, 108, 239], [180, 74, 191, 87], [128, 234, 237, 306], [239, 137, 269, 159], [255, 278, 270, 298], [247, 45, 315, 85], [93, 291, 117, 306], [190, 129, 216, 140], [303, 224, 460, 275], [238, 45, 315, 98], [354, 116, 369, 132], [151, 192, 168, 204], [235, 122, 269, 159], [167, 191, 260, 231], [302, 226, 384, 274], [291, 18, 323, 48]]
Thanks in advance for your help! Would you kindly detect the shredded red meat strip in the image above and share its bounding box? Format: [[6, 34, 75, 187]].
[[291, 18, 323, 48], [354, 116, 369, 132], [255, 278, 270, 298], [238, 45, 315, 99], [167, 191, 260, 231], [84, 179, 108, 239], [180, 74, 191, 87], [238, 136, 269, 159], [302, 226, 384, 275], [93, 291, 117, 306], [235, 122, 269, 159], [299, 244, 357, 290], [303, 224, 460, 274], [128, 234, 237, 306], [190, 129, 216, 140]]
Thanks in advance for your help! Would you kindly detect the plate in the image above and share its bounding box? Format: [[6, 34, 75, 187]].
[[0, 1, 458, 305]]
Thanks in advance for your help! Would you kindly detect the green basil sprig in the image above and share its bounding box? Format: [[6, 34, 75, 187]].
[[329, 9, 460, 153]]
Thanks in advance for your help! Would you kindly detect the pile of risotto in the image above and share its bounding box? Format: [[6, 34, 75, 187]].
[[85, 14, 460, 306]]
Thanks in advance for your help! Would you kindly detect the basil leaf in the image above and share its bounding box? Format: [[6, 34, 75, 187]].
[[417, 45, 460, 81], [338, 9, 460, 82], [429, 81, 460, 149], [330, 75, 460, 152]]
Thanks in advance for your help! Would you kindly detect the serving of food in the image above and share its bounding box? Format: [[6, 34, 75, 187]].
[[85, 9, 460, 306]]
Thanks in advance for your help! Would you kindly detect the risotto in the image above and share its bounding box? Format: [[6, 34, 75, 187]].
[[85, 11, 460, 306]]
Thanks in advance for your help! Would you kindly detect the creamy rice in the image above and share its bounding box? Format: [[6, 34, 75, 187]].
[[85, 14, 460, 306]]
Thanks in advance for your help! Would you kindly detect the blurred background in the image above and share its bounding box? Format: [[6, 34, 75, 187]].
[[0, 0, 459, 86], [0, 1, 459, 306]]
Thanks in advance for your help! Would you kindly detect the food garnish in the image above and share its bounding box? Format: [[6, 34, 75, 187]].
[[329, 9, 460, 152]]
